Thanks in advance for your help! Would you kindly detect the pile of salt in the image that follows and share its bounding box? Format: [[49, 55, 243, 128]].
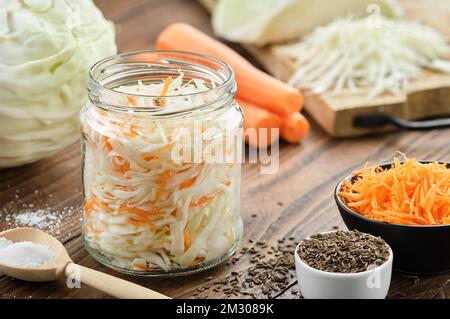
[[13, 210, 59, 229], [0, 237, 55, 268]]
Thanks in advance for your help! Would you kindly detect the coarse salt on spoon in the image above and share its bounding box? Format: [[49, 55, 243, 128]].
[[0, 227, 169, 299]]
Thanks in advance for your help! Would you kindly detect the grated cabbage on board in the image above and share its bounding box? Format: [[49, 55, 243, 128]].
[[277, 17, 450, 98]]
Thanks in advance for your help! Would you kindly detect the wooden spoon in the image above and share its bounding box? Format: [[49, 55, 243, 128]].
[[0, 227, 169, 299]]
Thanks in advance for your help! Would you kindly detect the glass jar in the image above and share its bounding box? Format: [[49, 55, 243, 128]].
[[80, 50, 243, 276]]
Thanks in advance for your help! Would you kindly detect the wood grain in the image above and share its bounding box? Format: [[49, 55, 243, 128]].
[[0, 0, 449, 299]]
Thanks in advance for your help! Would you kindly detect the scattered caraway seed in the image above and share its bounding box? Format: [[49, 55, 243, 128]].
[[191, 238, 297, 299], [298, 230, 390, 273]]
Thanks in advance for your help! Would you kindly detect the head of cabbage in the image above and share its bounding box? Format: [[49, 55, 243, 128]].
[[0, 0, 117, 168]]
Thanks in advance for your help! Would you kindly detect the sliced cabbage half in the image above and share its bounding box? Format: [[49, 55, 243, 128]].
[[212, 0, 403, 46]]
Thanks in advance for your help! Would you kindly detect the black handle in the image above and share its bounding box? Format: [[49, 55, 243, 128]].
[[354, 114, 450, 130]]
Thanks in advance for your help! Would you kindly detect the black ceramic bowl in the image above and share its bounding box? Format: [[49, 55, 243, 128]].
[[335, 162, 450, 274]]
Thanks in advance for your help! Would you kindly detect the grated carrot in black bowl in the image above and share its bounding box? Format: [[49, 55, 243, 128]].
[[339, 156, 450, 226]]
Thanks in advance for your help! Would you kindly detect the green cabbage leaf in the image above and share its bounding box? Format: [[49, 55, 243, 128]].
[[0, 0, 117, 167]]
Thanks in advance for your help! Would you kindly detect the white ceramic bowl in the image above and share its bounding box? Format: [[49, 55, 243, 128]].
[[294, 236, 393, 299]]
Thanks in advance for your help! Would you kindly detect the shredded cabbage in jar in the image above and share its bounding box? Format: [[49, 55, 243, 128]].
[[81, 74, 243, 271]]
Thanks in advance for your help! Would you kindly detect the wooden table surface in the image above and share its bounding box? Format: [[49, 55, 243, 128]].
[[0, 0, 449, 299]]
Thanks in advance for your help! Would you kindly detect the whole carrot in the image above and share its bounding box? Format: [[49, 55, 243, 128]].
[[281, 112, 310, 143], [239, 100, 282, 148], [156, 23, 304, 116], [239, 99, 309, 146]]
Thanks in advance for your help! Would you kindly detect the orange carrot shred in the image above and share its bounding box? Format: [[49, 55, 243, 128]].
[[103, 136, 113, 152], [180, 176, 197, 189], [191, 256, 205, 266], [339, 156, 450, 226], [158, 76, 172, 106], [127, 96, 137, 105], [154, 170, 170, 201], [190, 195, 211, 207], [143, 155, 156, 161], [184, 230, 190, 251]]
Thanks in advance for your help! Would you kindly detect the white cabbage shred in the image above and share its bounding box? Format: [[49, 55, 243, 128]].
[[81, 74, 243, 271], [0, 0, 116, 167], [277, 17, 450, 98]]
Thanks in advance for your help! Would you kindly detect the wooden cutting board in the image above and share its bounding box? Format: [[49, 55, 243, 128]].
[[199, 0, 450, 137]]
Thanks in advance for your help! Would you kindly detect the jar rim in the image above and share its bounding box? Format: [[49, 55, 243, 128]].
[[88, 49, 235, 99]]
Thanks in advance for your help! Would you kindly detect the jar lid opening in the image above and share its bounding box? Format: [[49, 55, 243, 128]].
[[88, 50, 236, 115]]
